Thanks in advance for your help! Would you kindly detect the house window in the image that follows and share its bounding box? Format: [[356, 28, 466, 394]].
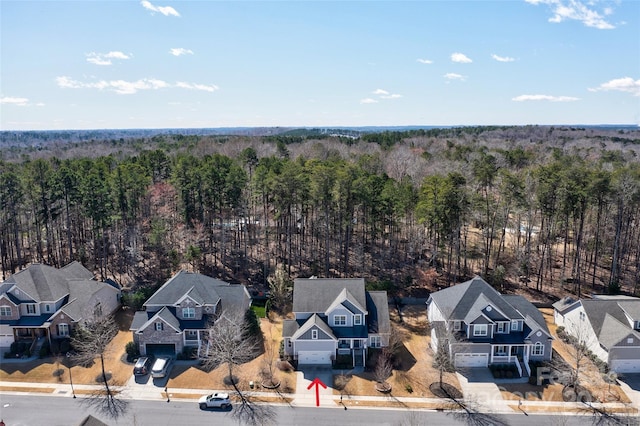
[[494, 345, 507, 355], [45, 304, 51, 312], [155, 322, 164, 331], [532, 342, 544, 356], [26, 304, 36, 314], [579, 312, 586, 321], [473, 324, 488, 336], [182, 307, 195, 319], [186, 330, 198, 340], [628, 338, 634, 344], [453, 321, 461, 331], [370, 335, 381, 348], [0, 306, 11, 316], [497, 323, 506, 333], [511, 321, 518, 331], [58, 323, 70, 337], [334, 315, 347, 326], [354, 315, 362, 326], [311, 329, 318, 340]]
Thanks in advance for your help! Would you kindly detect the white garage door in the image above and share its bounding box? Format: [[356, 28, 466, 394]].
[[455, 353, 489, 368], [0, 333, 13, 347], [610, 359, 640, 374], [298, 351, 333, 365]]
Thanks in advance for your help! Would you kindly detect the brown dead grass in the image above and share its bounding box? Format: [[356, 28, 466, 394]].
[[0, 386, 55, 393], [334, 305, 461, 399], [498, 308, 631, 404]]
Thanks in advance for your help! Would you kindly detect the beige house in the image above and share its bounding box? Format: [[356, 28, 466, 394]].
[[0, 262, 121, 350]]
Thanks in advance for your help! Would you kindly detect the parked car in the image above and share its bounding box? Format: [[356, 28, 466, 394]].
[[151, 357, 172, 378], [199, 392, 231, 409], [133, 356, 153, 376]]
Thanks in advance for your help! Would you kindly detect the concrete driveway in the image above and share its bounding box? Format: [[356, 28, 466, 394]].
[[295, 365, 334, 407], [456, 368, 508, 412], [617, 373, 640, 410]]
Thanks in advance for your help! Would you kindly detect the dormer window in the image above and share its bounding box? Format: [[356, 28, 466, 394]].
[[26, 304, 36, 314], [511, 321, 518, 331], [334, 315, 347, 326], [182, 307, 195, 319], [497, 322, 506, 333], [474, 324, 488, 336], [354, 315, 362, 326], [45, 304, 51, 312]]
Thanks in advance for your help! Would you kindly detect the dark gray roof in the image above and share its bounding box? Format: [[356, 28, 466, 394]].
[[552, 296, 578, 313], [144, 270, 249, 312], [618, 300, 640, 321], [291, 314, 337, 340], [429, 276, 523, 321], [76, 414, 109, 426], [503, 294, 551, 337], [130, 311, 149, 331], [580, 299, 640, 347], [366, 291, 391, 335], [61, 261, 94, 280], [61, 279, 119, 322], [598, 313, 638, 349], [292, 278, 366, 313], [6, 263, 74, 302], [282, 319, 299, 338]]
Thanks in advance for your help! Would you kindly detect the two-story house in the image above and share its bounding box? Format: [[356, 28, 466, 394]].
[[427, 276, 552, 376], [129, 270, 251, 357], [0, 262, 121, 350], [553, 295, 640, 373], [282, 277, 390, 366]]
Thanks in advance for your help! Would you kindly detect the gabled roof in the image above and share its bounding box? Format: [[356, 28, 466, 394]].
[[503, 295, 552, 338], [324, 288, 367, 316], [581, 300, 630, 337], [428, 276, 523, 322], [618, 300, 640, 322], [61, 261, 94, 280], [578, 298, 640, 348], [292, 278, 367, 313], [135, 306, 182, 334], [5, 263, 73, 302], [598, 313, 640, 349], [144, 271, 250, 313], [552, 296, 579, 314], [291, 314, 337, 341]]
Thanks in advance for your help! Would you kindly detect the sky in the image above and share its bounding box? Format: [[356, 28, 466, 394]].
[[1, 0, 639, 130]]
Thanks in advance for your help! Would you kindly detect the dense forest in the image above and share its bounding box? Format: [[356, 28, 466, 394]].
[[1, 125, 640, 303]]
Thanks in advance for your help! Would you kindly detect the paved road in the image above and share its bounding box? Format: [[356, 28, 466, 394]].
[[0, 393, 608, 426]]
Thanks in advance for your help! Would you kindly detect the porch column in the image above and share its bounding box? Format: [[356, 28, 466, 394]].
[[507, 345, 511, 363]]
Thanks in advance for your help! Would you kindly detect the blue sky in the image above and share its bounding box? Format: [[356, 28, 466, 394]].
[[1, 0, 639, 130]]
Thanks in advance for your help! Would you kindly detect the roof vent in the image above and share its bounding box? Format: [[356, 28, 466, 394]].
[[486, 306, 492, 312]]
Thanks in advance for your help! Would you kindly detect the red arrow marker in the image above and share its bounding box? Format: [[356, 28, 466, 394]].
[[306, 377, 327, 407]]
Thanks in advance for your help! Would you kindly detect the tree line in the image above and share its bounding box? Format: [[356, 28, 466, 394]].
[[1, 126, 639, 298]]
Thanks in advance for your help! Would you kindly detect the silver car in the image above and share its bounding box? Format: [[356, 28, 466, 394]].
[[150, 357, 172, 378], [199, 392, 231, 409]]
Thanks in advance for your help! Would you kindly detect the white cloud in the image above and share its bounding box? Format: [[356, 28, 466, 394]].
[[0, 96, 29, 106], [444, 73, 466, 81], [451, 52, 472, 63], [87, 51, 131, 66], [141, 0, 180, 17], [170, 48, 194, 56], [360, 98, 378, 104], [56, 76, 218, 94], [492, 54, 515, 62], [512, 94, 580, 102], [525, 0, 615, 29], [373, 89, 389, 95], [588, 77, 640, 96], [368, 88, 402, 100], [417, 58, 433, 64]]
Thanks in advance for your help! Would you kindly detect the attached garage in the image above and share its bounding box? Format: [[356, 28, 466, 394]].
[[610, 359, 640, 374], [0, 325, 14, 347], [145, 343, 176, 357], [298, 351, 333, 365], [454, 353, 489, 368]]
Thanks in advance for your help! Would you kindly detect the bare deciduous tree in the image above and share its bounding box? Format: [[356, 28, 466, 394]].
[[200, 311, 274, 425], [70, 313, 128, 419], [267, 264, 292, 314]]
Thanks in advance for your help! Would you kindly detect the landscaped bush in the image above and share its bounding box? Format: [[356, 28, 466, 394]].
[[333, 354, 353, 369], [125, 341, 139, 362], [489, 363, 519, 379], [39, 340, 51, 358], [5, 341, 31, 358]]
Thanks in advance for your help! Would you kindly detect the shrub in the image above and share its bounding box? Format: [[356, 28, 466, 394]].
[[39, 341, 51, 358], [125, 341, 139, 362], [405, 383, 413, 393]]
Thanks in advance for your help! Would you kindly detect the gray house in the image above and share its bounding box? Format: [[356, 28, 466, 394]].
[[130, 270, 251, 357], [553, 295, 640, 373], [0, 262, 121, 350], [427, 276, 552, 376], [282, 277, 390, 366]]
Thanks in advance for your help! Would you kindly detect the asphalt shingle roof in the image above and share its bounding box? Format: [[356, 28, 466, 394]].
[[366, 291, 391, 335], [292, 278, 367, 313]]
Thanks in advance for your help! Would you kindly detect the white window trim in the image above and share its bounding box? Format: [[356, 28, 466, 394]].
[[627, 337, 634, 344], [354, 314, 362, 326], [370, 335, 381, 348], [0, 306, 11, 316], [155, 322, 164, 331], [311, 329, 318, 340], [495, 345, 507, 355], [453, 321, 461, 331], [58, 323, 70, 337], [26, 304, 37, 315], [474, 324, 488, 336], [532, 342, 544, 356], [511, 321, 518, 331], [334, 315, 347, 326], [182, 307, 195, 319]]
